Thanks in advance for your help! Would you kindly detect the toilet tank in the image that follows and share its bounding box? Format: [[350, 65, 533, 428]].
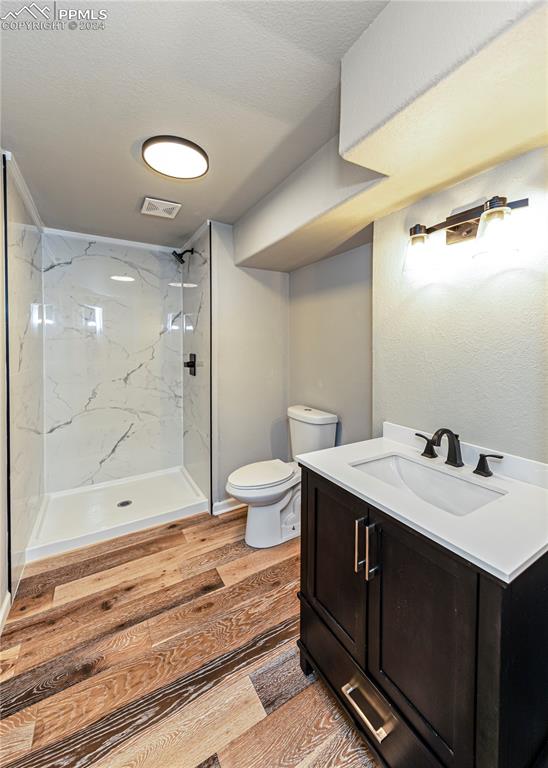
[[288, 405, 338, 460]]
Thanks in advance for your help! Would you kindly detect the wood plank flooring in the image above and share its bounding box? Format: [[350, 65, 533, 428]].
[[0, 508, 377, 768]]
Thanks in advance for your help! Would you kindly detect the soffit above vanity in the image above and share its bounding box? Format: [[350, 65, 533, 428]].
[[234, 2, 547, 271]]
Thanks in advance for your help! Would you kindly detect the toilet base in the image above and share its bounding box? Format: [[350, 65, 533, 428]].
[[245, 485, 301, 548]]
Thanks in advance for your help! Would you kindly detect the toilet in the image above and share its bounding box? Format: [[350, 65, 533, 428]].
[[227, 405, 338, 548]]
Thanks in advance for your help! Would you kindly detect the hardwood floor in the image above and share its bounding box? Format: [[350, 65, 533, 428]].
[[0, 508, 377, 768]]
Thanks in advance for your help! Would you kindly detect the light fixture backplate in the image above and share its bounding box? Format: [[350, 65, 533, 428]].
[[445, 218, 480, 245]]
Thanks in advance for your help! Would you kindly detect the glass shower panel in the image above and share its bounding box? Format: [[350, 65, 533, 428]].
[[182, 225, 211, 507], [4, 159, 45, 592]]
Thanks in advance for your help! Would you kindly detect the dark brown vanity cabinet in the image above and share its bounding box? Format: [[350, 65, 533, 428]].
[[301, 469, 368, 666], [367, 511, 476, 768], [299, 468, 548, 768]]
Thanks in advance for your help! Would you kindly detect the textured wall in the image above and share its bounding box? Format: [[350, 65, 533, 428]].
[[182, 226, 211, 501], [43, 231, 184, 491], [373, 148, 548, 462], [6, 168, 45, 590], [212, 222, 289, 504], [289, 244, 372, 446]]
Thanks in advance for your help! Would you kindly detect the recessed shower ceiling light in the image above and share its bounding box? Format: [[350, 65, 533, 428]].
[[110, 275, 135, 282], [142, 136, 209, 179]]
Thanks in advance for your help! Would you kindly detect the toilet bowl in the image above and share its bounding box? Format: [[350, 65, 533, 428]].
[[227, 405, 338, 548], [227, 460, 301, 548]]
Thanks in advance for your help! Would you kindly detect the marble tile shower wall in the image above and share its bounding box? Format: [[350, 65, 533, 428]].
[[6, 170, 45, 588], [182, 227, 211, 500], [43, 233, 184, 492]]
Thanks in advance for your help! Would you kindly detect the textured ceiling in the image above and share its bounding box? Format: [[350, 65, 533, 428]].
[[1, 0, 387, 246]]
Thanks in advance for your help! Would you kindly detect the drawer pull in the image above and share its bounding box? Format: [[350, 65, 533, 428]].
[[341, 682, 393, 743]]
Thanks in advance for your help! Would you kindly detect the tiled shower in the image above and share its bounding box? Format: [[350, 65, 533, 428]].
[[4, 158, 211, 589]]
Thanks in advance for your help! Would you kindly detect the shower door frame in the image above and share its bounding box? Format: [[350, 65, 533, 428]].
[[181, 220, 214, 514], [2, 153, 13, 592], [208, 222, 213, 512]]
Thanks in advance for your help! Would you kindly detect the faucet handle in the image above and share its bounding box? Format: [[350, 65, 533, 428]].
[[415, 433, 438, 459], [473, 453, 503, 478]]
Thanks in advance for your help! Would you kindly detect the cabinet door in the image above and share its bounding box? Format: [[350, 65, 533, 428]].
[[367, 509, 477, 768], [301, 469, 368, 666]]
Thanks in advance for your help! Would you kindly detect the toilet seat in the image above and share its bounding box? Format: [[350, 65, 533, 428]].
[[228, 459, 296, 490]]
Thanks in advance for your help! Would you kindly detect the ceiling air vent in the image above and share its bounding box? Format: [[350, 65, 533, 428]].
[[141, 197, 181, 219]]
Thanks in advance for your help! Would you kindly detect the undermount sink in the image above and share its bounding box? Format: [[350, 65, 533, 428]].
[[352, 454, 505, 516]]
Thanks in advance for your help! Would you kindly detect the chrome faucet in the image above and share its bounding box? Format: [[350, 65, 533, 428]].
[[431, 428, 464, 468]]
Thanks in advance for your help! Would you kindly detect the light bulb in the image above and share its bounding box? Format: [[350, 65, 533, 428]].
[[404, 226, 432, 280], [474, 202, 517, 270]]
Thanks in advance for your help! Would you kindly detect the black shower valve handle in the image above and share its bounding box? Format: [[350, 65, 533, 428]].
[[415, 433, 438, 459], [473, 453, 503, 477], [184, 353, 197, 376]]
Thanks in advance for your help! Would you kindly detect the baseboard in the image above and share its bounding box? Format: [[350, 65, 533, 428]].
[[212, 497, 244, 516], [0, 590, 11, 633]]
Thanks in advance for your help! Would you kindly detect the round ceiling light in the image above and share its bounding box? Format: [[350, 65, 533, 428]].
[[142, 136, 209, 179]]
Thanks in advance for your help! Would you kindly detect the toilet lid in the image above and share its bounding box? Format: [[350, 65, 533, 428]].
[[228, 459, 294, 490]]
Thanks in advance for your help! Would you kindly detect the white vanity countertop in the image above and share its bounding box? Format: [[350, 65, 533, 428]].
[[297, 433, 548, 583]]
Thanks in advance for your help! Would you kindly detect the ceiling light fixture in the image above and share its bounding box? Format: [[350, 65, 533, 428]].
[[110, 275, 135, 282], [142, 135, 209, 179]]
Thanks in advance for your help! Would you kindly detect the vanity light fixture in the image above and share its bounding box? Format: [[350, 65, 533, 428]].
[[142, 136, 209, 179], [110, 275, 135, 282], [408, 195, 528, 247], [168, 281, 182, 288]]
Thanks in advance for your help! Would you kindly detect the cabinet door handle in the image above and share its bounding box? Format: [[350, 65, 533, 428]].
[[354, 517, 366, 573], [365, 523, 379, 582], [341, 682, 394, 743]]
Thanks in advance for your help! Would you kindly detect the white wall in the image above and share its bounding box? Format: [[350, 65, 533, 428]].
[[212, 221, 289, 504], [289, 244, 372, 446], [373, 148, 548, 462]]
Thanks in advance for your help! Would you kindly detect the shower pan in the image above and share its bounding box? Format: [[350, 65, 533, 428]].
[[3, 152, 212, 581]]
